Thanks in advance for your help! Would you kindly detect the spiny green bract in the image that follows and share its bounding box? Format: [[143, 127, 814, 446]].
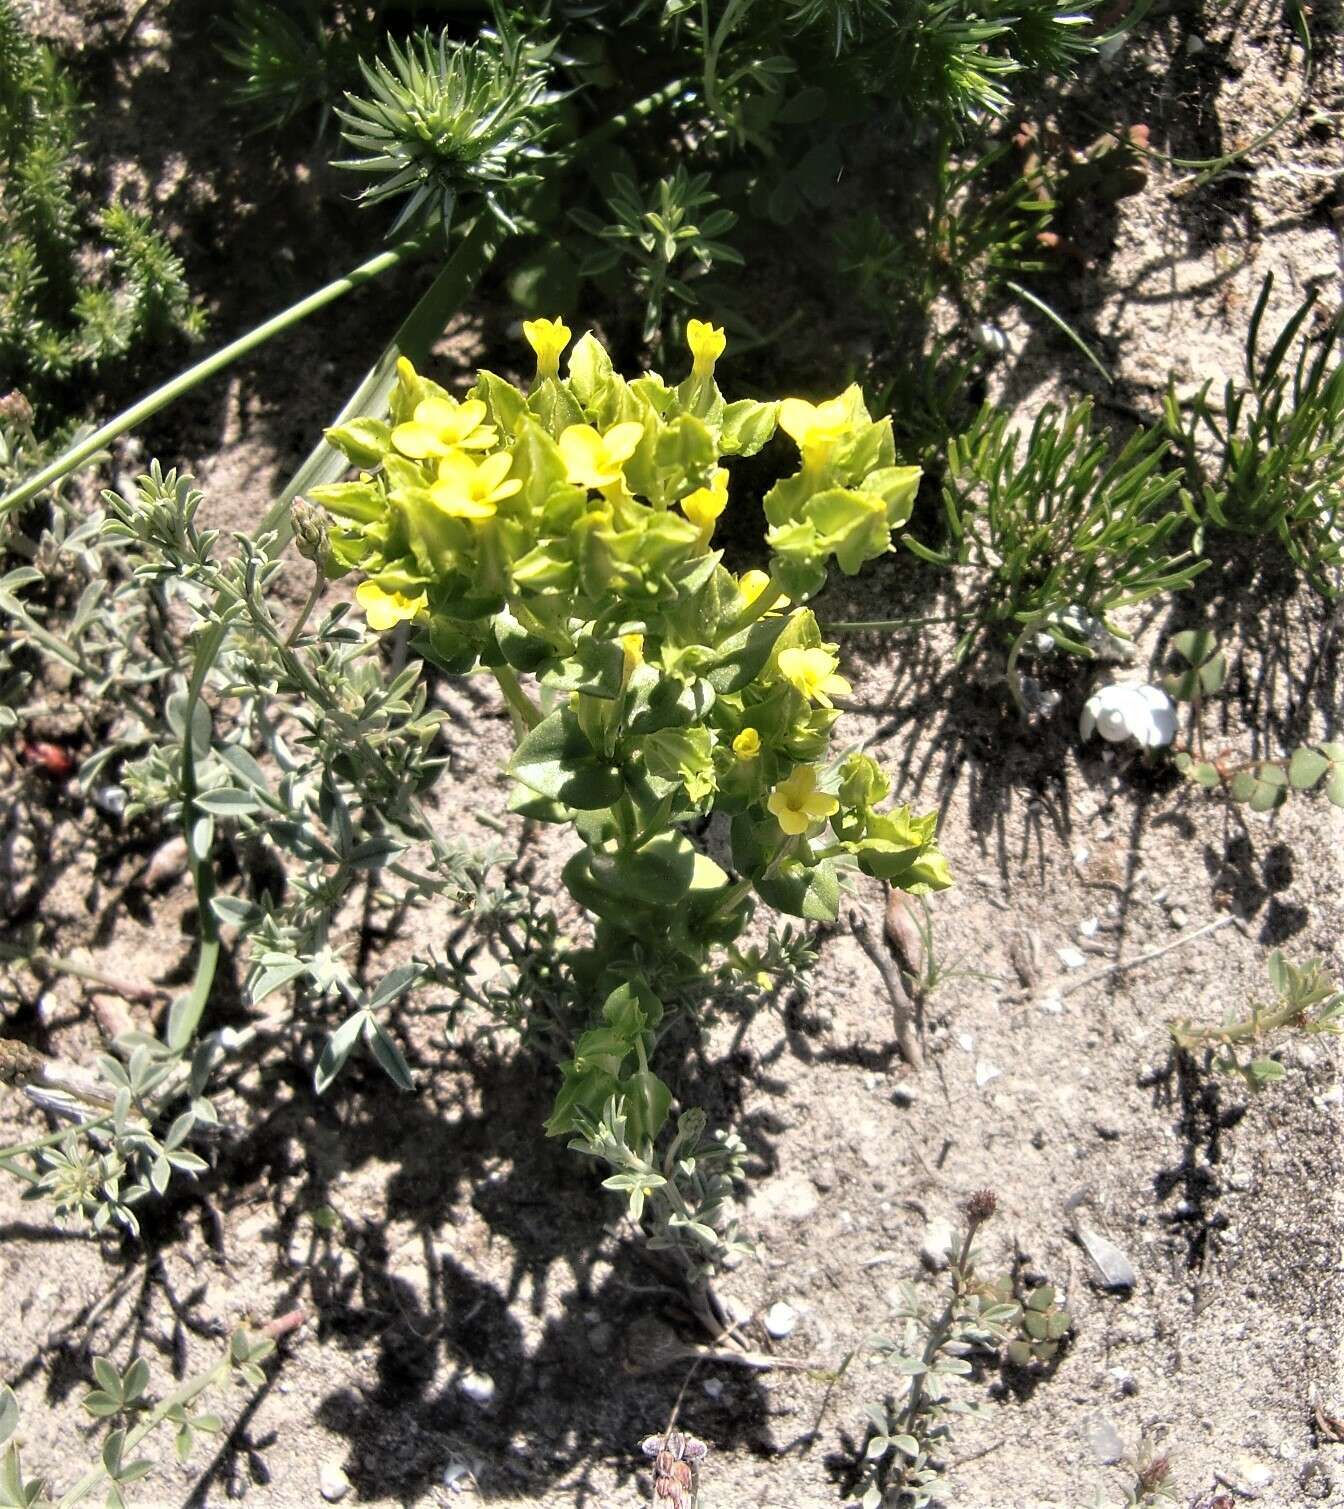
[[310, 318, 948, 1144], [0, 0, 203, 436]]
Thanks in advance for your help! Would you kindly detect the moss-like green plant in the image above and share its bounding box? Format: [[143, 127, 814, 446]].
[[0, 1, 203, 445]]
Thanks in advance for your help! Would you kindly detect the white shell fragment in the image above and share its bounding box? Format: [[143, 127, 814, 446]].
[[1080, 683, 1177, 750], [458, 1370, 496, 1406]]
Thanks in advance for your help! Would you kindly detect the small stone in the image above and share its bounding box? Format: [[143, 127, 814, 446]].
[[1185, 32, 1206, 53], [1079, 917, 1100, 938], [458, 1370, 496, 1407], [764, 1302, 799, 1339], [1038, 992, 1064, 1015], [702, 1378, 724, 1401], [1074, 1225, 1137, 1291], [1083, 1414, 1125, 1465], [318, 1463, 351, 1503], [1169, 907, 1189, 929], [1234, 1456, 1274, 1490], [752, 1173, 819, 1225], [1073, 845, 1090, 866], [890, 1084, 920, 1107], [957, 1031, 975, 1052], [975, 1061, 1002, 1089], [811, 1162, 838, 1191], [1057, 946, 1087, 970], [921, 1217, 957, 1271]]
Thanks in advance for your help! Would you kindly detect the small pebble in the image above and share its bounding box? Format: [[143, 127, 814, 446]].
[[1038, 992, 1064, 1014], [702, 1378, 724, 1401], [1169, 907, 1189, 928], [975, 1061, 1002, 1089], [764, 1302, 799, 1339], [458, 1370, 496, 1407], [1078, 917, 1100, 938], [957, 1032, 975, 1052], [921, 1217, 957, 1271], [1073, 845, 1091, 866], [1075, 1225, 1137, 1291], [318, 1463, 351, 1503], [1057, 946, 1087, 970]]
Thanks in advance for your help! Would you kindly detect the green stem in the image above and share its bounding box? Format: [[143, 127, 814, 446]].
[[1171, 997, 1304, 1052], [0, 1112, 114, 1165], [824, 613, 971, 633], [491, 664, 542, 733], [283, 568, 325, 649], [1, 239, 426, 516]]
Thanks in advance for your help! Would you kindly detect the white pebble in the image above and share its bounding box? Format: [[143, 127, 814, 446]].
[[702, 1378, 724, 1401], [957, 1032, 975, 1052], [975, 1061, 1003, 1089], [1057, 946, 1087, 970], [318, 1463, 351, 1503], [458, 1370, 496, 1406], [1079, 917, 1099, 938], [1038, 992, 1065, 1015], [921, 1217, 957, 1271], [764, 1302, 799, 1339]]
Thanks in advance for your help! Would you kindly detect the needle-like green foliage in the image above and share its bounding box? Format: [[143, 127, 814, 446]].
[[334, 18, 555, 236]]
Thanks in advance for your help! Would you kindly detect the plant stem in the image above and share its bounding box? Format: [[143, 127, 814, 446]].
[[2, 239, 427, 516], [896, 1214, 984, 1440], [0, 945, 167, 1003], [492, 664, 542, 732], [824, 613, 971, 633], [283, 568, 326, 649]]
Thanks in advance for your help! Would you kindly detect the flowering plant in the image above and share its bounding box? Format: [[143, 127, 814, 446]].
[[311, 318, 949, 1170]]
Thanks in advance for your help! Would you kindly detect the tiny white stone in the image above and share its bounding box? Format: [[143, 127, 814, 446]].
[[764, 1302, 799, 1338], [975, 1061, 1002, 1089], [1073, 845, 1091, 866], [921, 1217, 957, 1270], [1038, 992, 1065, 1014], [1058, 946, 1087, 970], [318, 1463, 351, 1503], [1079, 917, 1100, 937], [702, 1377, 724, 1401], [458, 1370, 496, 1406], [957, 1032, 975, 1052]]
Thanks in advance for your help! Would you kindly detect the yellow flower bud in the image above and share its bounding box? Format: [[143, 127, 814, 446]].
[[732, 727, 761, 760], [681, 468, 730, 535], [522, 316, 572, 380], [686, 319, 727, 379]]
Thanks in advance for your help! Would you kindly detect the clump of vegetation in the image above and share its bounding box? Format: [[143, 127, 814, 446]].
[[904, 399, 1203, 689], [1172, 951, 1344, 1092], [0, 1320, 294, 1507], [1165, 275, 1344, 598], [851, 1191, 1023, 1508], [0, 1, 203, 451], [1164, 630, 1344, 811]]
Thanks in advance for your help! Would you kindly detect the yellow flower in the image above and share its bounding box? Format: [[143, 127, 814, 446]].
[[681, 468, 730, 532], [356, 580, 426, 632], [559, 422, 644, 490], [392, 396, 496, 459], [522, 316, 571, 380], [777, 646, 851, 707], [778, 396, 855, 470], [767, 765, 839, 836], [732, 727, 761, 761], [621, 632, 645, 677], [686, 319, 727, 378], [737, 569, 772, 604], [430, 450, 521, 520]]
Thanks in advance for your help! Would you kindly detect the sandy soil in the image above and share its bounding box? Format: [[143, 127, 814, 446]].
[[2, 2, 1342, 1506]]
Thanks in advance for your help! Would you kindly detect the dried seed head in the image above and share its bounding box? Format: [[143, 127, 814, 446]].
[[965, 1188, 998, 1224], [0, 390, 34, 428], [1136, 1455, 1172, 1494]]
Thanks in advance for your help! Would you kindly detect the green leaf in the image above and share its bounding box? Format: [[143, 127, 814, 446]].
[[508, 708, 625, 810], [621, 1069, 672, 1143], [315, 1012, 364, 1094], [364, 1017, 415, 1091], [1326, 766, 1344, 808], [756, 857, 841, 922], [1289, 745, 1330, 789], [0, 1389, 15, 1448], [588, 831, 698, 907]]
